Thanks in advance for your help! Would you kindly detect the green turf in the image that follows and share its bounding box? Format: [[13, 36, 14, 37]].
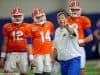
[[85, 60, 100, 75], [0, 60, 100, 75], [28, 60, 100, 75]]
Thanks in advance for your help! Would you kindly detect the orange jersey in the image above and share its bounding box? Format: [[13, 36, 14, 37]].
[[2, 23, 30, 52], [67, 16, 91, 40], [30, 21, 54, 55]]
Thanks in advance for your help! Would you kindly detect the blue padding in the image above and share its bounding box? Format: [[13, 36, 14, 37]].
[[85, 28, 92, 35], [27, 38, 32, 44]]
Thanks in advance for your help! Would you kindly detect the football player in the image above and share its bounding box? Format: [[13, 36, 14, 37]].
[[29, 8, 55, 75], [67, 0, 93, 75], [0, 7, 33, 75]]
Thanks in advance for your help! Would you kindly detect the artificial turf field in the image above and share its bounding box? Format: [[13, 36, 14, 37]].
[[84, 59, 100, 75], [0, 59, 100, 75]]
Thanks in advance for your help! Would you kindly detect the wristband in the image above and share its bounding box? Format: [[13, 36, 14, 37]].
[[1, 52, 6, 58], [29, 55, 34, 60]]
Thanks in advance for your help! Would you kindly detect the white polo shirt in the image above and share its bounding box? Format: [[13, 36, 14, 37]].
[[53, 27, 80, 61]]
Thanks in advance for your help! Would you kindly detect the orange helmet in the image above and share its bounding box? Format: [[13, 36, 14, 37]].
[[11, 7, 24, 24], [68, 0, 81, 17], [32, 8, 46, 25]]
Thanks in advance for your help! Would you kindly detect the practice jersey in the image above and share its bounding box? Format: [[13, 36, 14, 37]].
[[2, 23, 30, 52], [30, 21, 54, 55], [67, 16, 91, 42], [53, 27, 80, 61]]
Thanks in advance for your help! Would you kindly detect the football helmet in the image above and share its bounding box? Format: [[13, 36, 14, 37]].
[[11, 7, 24, 25], [68, 0, 81, 17], [32, 8, 46, 25]]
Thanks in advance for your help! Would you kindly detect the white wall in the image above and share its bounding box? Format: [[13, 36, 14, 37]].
[[0, 0, 66, 19], [80, 0, 100, 14], [0, 0, 100, 19]]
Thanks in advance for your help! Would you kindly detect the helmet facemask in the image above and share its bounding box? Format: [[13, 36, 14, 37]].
[[68, 0, 81, 17], [11, 7, 24, 25], [32, 9, 46, 25]]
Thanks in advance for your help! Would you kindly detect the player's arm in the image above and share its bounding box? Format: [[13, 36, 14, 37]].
[[84, 34, 93, 43], [26, 38, 36, 67], [84, 17, 93, 43], [84, 28, 93, 43], [79, 16, 93, 44], [26, 44, 35, 67], [26, 43, 33, 61], [1, 36, 8, 59], [26, 38, 33, 58], [1, 24, 8, 59], [79, 28, 93, 44], [0, 36, 8, 68], [26, 25, 34, 61]]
